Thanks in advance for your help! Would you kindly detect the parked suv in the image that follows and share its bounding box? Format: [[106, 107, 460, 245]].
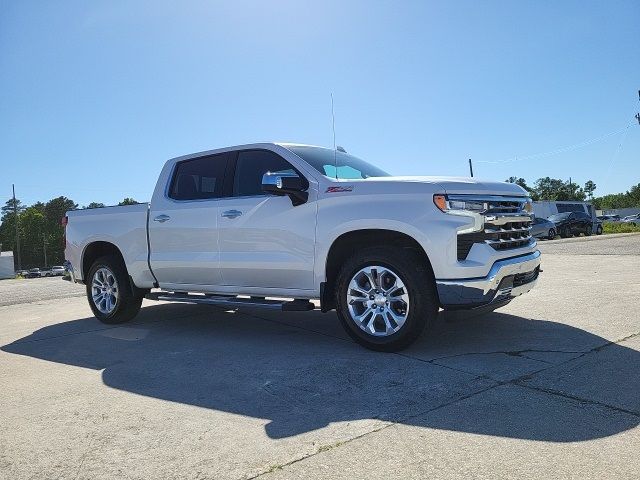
[[549, 211, 593, 237]]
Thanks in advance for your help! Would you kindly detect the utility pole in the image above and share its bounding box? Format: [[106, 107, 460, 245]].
[[43, 236, 47, 267], [468, 159, 474, 177], [12, 184, 21, 271], [569, 177, 575, 201]]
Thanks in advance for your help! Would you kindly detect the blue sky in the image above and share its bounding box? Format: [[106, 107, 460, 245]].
[[1, 0, 638, 207]]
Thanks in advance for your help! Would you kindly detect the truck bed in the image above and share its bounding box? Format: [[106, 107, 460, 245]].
[[65, 203, 153, 286]]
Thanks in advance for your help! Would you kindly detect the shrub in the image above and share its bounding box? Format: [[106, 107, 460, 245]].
[[602, 223, 640, 234]]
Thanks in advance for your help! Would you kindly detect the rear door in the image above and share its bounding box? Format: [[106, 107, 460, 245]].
[[216, 149, 317, 290], [148, 152, 234, 287]]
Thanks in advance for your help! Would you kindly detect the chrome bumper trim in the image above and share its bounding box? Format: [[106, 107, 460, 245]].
[[436, 251, 541, 308]]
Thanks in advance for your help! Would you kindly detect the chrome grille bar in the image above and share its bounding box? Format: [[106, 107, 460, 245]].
[[455, 194, 534, 260]]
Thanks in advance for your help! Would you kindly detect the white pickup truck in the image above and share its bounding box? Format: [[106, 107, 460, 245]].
[[64, 143, 541, 351]]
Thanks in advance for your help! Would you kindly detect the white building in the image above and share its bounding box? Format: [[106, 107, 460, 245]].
[[533, 200, 596, 219], [0, 251, 15, 279]]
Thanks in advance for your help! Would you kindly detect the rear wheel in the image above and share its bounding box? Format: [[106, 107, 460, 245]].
[[585, 225, 593, 236], [335, 246, 438, 352], [86, 255, 142, 324], [596, 225, 603, 235]]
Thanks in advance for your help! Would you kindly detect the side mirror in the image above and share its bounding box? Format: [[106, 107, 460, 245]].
[[262, 173, 308, 206]]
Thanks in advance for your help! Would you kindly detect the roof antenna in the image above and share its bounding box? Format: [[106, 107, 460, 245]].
[[331, 93, 338, 179]]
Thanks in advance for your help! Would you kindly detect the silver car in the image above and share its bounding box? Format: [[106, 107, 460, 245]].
[[621, 214, 640, 226], [530, 217, 557, 240]]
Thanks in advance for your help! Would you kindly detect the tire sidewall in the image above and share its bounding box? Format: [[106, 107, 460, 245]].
[[335, 247, 436, 351], [86, 256, 136, 323]]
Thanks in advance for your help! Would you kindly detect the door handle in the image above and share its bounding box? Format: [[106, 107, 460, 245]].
[[222, 209, 242, 219], [153, 214, 171, 223]]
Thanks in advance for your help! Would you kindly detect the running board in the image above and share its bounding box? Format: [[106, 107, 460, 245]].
[[145, 292, 315, 311]]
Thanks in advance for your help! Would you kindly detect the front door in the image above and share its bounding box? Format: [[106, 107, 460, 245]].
[[217, 149, 317, 290]]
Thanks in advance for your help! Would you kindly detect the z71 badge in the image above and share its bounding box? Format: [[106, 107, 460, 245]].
[[325, 186, 354, 193]]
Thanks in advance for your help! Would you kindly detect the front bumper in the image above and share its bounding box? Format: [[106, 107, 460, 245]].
[[436, 250, 541, 309]]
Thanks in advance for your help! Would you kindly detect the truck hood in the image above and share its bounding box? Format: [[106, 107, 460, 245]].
[[368, 176, 529, 197]]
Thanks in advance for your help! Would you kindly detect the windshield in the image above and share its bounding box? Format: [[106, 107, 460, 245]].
[[548, 213, 571, 222], [285, 145, 390, 179]]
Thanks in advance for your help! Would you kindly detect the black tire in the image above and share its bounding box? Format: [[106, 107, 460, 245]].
[[548, 228, 556, 240], [559, 228, 569, 238], [334, 246, 438, 352], [596, 225, 603, 235], [585, 225, 593, 236], [86, 255, 143, 324]]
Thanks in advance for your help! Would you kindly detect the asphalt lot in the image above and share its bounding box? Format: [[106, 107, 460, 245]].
[[1, 233, 639, 479]]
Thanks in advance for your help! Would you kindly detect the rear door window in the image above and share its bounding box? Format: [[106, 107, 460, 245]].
[[169, 152, 234, 200]]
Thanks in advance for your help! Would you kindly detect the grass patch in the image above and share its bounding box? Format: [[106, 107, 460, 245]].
[[602, 223, 640, 234]]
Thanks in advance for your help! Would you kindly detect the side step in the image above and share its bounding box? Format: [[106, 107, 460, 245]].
[[145, 292, 315, 311]]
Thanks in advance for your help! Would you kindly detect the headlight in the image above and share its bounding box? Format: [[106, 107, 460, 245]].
[[433, 194, 485, 234], [433, 195, 487, 213]]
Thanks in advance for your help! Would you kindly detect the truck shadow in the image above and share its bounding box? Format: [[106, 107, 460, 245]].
[[3, 304, 639, 441]]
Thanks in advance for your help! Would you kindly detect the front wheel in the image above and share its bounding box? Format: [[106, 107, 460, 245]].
[[335, 246, 438, 352], [596, 225, 603, 235], [548, 228, 556, 240], [86, 255, 142, 324], [585, 225, 593, 236]]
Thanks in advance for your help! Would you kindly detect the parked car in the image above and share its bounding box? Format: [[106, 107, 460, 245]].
[[45, 266, 66, 276], [621, 214, 640, 226], [548, 211, 593, 237], [64, 142, 541, 352], [530, 217, 557, 240], [25, 268, 42, 278], [598, 214, 621, 223]]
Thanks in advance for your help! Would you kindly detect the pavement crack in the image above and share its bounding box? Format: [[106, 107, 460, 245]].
[[422, 348, 586, 364], [515, 382, 640, 418], [244, 422, 393, 479]]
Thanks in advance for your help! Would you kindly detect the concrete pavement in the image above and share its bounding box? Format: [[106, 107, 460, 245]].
[[1, 234, 639, 479]]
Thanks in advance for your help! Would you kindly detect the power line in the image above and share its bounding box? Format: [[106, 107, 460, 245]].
[[475, 121, 637, 165]]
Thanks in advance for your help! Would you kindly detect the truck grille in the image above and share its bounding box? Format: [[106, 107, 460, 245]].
[[456, 196, 533, 260]]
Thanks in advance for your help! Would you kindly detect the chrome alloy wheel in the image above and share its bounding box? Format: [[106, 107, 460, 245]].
[[91, 267, 119, 314], [346, 265, 410, 337]]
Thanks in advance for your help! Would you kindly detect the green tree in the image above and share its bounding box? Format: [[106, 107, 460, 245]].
[[85, 202, 106, 209], [532, 177, 585, 201], [593, 183, 640, 210], [118, 198, 138, 206], [19, 207, 46, 267], [43, 197, 78, 265], [1, 198, 26, 221], [505, 177, 538, 199], [584, 180, 596, 200], [533, 177, 565, 200]]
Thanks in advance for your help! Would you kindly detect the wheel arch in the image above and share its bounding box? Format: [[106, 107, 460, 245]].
[[321, 229, 435, 312], [82, 241, 126, 282]]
